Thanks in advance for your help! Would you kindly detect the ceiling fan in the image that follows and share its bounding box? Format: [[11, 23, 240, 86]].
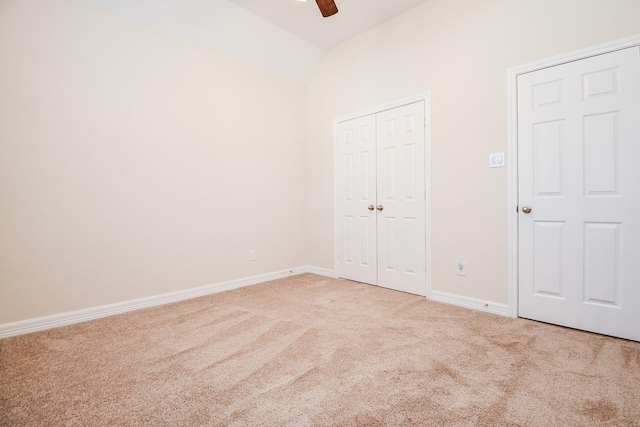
[[314, 0, 339, 18]]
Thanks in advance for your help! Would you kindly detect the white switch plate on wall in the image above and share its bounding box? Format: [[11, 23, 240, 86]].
[[489, 152, 505, 168], [457, 259, 466, 276]]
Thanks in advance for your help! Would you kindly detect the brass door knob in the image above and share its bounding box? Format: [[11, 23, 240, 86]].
[[377, 205, 384, 211], [522, 205, 532, 214], [368, 205, 375, 211]]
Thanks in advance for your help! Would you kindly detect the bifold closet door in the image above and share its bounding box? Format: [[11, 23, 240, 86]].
[[336, 101, 426, 296]]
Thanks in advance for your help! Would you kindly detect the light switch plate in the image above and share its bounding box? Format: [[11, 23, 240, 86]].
[[457, 259, 466, 276], [489, 152, 505, 168]]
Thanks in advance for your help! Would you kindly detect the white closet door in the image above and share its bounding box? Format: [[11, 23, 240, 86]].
[[335, 101, 427, 296], [518, 47, 640, 341], [335, 114, 378, 285], [376, 101, 426, 295]]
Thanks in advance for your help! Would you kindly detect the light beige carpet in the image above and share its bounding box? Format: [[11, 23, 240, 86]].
[[1, 274, 639, 426]]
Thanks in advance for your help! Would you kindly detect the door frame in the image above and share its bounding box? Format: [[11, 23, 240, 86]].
[[333, 93, 432, 297], [506, 34, 640, 318]]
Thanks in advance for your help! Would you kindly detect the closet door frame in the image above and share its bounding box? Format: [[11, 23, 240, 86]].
[[333, 93, 432, 297]]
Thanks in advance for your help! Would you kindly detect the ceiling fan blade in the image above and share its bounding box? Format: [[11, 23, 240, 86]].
[[315, 0, 338, 18]]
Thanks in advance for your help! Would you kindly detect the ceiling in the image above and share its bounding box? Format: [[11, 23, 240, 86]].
[[227, 0, 429, 49], [83, 0, 429, 82]]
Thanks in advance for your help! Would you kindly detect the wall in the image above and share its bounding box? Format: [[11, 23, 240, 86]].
[[0, 0, 308, 323], [307, 0, 640, 304], [82, 0, 324, 83]]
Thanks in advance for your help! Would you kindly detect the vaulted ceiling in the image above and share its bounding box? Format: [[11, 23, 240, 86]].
[[83, 0, 428, 82], [227, 0, 429, 49]]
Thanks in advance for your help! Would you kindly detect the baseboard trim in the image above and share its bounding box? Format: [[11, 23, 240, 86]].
[[1, 267, 508, 339], [305, 266, 337, 278], [430, 290, 510, 317], [0, 266, 327, 339]]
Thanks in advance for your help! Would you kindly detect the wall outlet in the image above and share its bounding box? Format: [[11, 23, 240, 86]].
[[249, 249, 256, 261], [456, 259, 466, 276]]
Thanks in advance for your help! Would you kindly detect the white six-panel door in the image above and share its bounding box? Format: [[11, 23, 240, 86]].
[[376, 102, 426, 295], [336, 101, 426, 296], [336, 114, 378, 285], [517, 47, 640, 341]]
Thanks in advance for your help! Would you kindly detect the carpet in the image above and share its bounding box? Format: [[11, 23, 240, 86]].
[[1, 274, 639, 426]]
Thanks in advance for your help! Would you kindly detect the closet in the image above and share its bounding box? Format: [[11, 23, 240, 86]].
[[335, 100, 427, 296]]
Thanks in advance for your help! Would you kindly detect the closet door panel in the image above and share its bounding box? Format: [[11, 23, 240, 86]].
[[335, 114, 377, 285], [376, 101, 426, 295]]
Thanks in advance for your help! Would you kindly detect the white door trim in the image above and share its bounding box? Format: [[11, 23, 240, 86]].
[[507, 34, 640, 318], [333, 93, 432, 298]]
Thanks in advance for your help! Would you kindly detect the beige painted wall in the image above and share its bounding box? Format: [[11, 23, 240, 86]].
[[307, 0, 640, 304], [0, 0, 307, 323]]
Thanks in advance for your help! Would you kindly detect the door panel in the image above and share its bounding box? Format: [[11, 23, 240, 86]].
[[583, 222, 619, 306], [584, 112, 618, 195], [532, 221, 564, 298], [533, 120, 564, 197], [336, 114, 377, 285], [518, 46, 640, 341], [376, 102, 426, 295]]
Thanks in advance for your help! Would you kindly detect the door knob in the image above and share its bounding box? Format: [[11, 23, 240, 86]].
[[377, 205, 384, 211], [521, 205, 532, 214], [368, 205, 375, 211]]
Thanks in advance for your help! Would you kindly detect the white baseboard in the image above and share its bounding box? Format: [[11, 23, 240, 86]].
[[0, 266, 331, 339], [429, 290, 510, 317], [1, 267, 509, 339], [305, 266, 337, 278]]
